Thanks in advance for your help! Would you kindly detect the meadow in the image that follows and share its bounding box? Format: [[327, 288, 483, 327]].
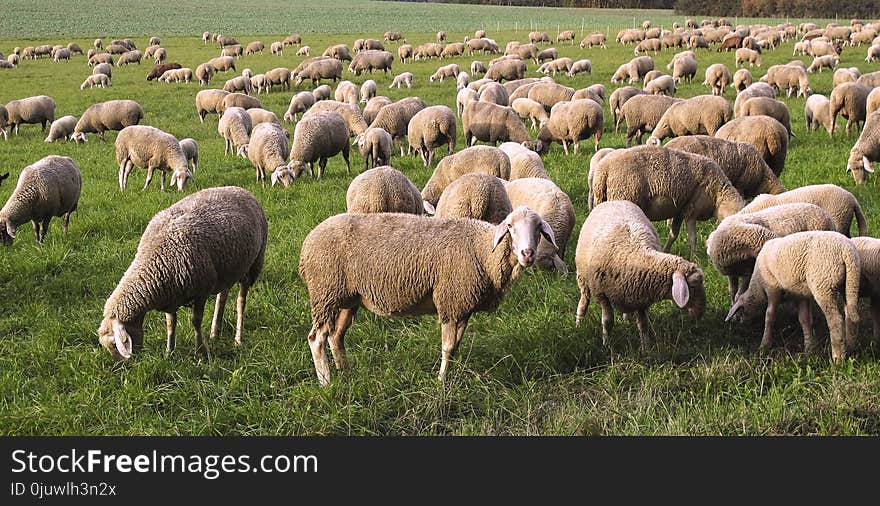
[[1, 1, 879, 435]]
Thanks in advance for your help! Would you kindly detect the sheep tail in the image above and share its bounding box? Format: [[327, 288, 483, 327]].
[[853, 202, 868, 236], [844, 250, 860, 326]]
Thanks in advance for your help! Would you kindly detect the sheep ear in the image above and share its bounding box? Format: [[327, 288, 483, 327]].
[[538, 218, 557, 249], [864, 156, 874, 173], [671, 271, 690, 308], [492, 220, 510, 251], [422, 200, 435, 215], [725, 300, 743, 322], [271, 171, 279, 187]]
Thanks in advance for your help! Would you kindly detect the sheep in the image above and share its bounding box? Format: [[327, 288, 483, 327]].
[[535, 99, 604, 155], [609, 86, 646, 132], [511, 98, 549, 130], [477, 81, 509, 106], [441, 42, 465, 58], [6, 54, 19, 67], [284, 91, 316, 122], [397, 44, 413, 63], [265, 67, 291, 91], [346, 166, 423, 215], [221, 44, 243, 58], [804, 94, 834, 136], [436, 31, 446, 44], [574, 200, 706, 350], [218, 92, 261, 114], [830, 82, 871, 136], [621, 94, 681, 146], [846, 110, 880, 184], [485, 58, 526, 82], [537, 57, 573, 76], [634, 38, 662, 55], [414, 42, 442, 59], [349, 50, 394, 76], [287, 110, 351, 179], [216, 35, 238, 48], [563, 59, 592, 79], [526, 82, 575, 112], [356, 127, 393, 171], [611, 55, 655, 83], [208, 56, 236, 72], [688, 35, 710, 50], [245, 41, 264, 55], [312, 84, 332, 101], [715, 116, 788, 176], [148, 62, 180, 81], [421, 145, 511, 207], [389, 71, 413, 89], [665, 135, 785, 199], [732, 68, 753, 92], [850, 237, 880, 342], [152, 48, 167, 64], [869, 88, 880, 116], [71, 99, 142, 144], [760, 64, 811, 98], [407, 105, 456, 167], [304, 100, 368, 136], [741, 184, 866, 237], [294, 58, 343, 87], [5, 95, 55, 135], [160, 68, 193, 83], [703, 63, 732, 95], [94, 38, 103, 49], [735, 47, 763, 67], [708, 204, 836, 302], [644, 75, 677, 96], [246, 108, 279, 127], [867, 45, 880, 62], [498, 142, 548, 180], [739, 96, 792, 136], [195, 89, 230, 122], [832, 68, 861, 88], [223, 75, 253, 95], [579, 32, 607, 49], [217, 107, 252, 158], [80, 74, 110, 90], [641, 69, 667, 86], [359, 80, 377, 105], [179, 138, 199, 172], [366, 96, 426, 156], [461, 101, 533, 149], [573, 84, 605, 104], [647, 95, 732, 144], [808, 54, 839, 73], [504, 177, 572, 272], [300, 205, 554, 384], [44, 115, 77, 143], [358, 96, 389, 126], [247, 122, 292, 187], [589, 145, 745, 257], [98, 186, 267, 361], [455, 71, 471, 91], [0, 155, 81, 245], [529, 31, 550, 44], [334, 80, 359, 104], [670, 55, 697, 84], [537, 48, 558, 63], [471, 60, 487, 75], [52, 47, 71, 62], [88, 53, 113, 67], [115, 125, 193, 192], [283, 33, 302, 46], [858, 71, 880, 88], [725, 231, 859, 363], [114, 50, 141, 66], [433, 172, 512, 226], [429, 63, 460, 84], [456, 88, 478, 118]]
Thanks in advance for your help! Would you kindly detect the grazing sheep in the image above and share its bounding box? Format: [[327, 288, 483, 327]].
[[299, 206, 554, 384], [434, 173, 512, 225], [832, 68, 861, 89], [851, 237, 880, 342], [735, 48, 762, 67], [207, 56, 236, 73], [294, 58, 343, 86], [349, 50, 394, 75], [88, 52, 113, 67], [366, 96, 426, 155], [645, 74, 677, 96], [0, 156, 81, 245], [621, 94, 681, 146], [407, 105, 456, 167], [245, 41, 264, 55], [478, 81, 509, 106], [537, 48, 558, 63], [703, 63, 732, 95], [760, 64, 811, 98], [247, 122, 292, 187], [739, 96, 792, 136], [647, 95, 732, 144], [830, 82, 871, 136], [611, 55, 655, 83], [808, 54, 839, 73], [421, 145, 511, 207], [283, 33, 302, 46], [80, 74, 110, 89], [742, 184, 866, 237], [461, 101, 533, 149], [504, 177, 572, 272], [732, 68, 753, 91], [218, 107, 252, 158], [670, 55, 697, 83], [846, 110, 880, 184], [98, 186, 267, 361], [218, 92, 261, 114], [52, 47, 71, 62], [566, 59, 592, 78], [287, 110, 351, 179], [715, 116, 788, 176], [153, 48, 167, 64], [609, 86, 646, 132], [179, 138, 198, 172], [498, 142, 548, 180], [867, 45, 880, 62], [456, 71, 471, 91], [511, 97, 549, 130], [147, 62, 180, 81], [389, 71, 413, 89], [116, 50, 142, 66], [221, 44, 243, 58], [456, 88, 478, 118], [634, 38, 662, 55], [334, 80, 359, 104], [358, 80, 377, 105], [471, 60, 487, 75], [575, 200, 706, 349], [44, 115, 77, 142], [430, 63, 460, 83], [708, 204, 836, 302], [5, 95, 55, 135], [580, 32, 607, 49], [589, 145, 745, 256], [116, 125, 193, 191], [356, 127, 393, 171], [441, 42, 465, 58], [159, 68, 193, 83], [436, 31, 446, 44], [485, 58, 526, 82], [284, 91, 316, 122], [195, 89, 230, 122], [665, 135, 785, 199], [536, 99, 604, 154], [537, 57, 573, 76], [346, 167, 423, 214], [246, 108, 279, 127], [94, 38, 103, 49], [526, 81, 575, 112], [312, 84, 332, 101], [725, 231, 859, 363], [804, 94, 834, 136], [223, 75, 253, 95], [304, 100, 368, 136]]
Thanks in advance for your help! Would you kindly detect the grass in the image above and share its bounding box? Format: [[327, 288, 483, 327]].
[[1, 3, 880, 435]]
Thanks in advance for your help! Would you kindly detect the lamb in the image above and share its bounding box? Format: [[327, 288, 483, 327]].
[[116, 125, 193, 192], [304, 100, 368, 136], [348, 50, 394, 75], [366, 96, 426, 155], [725, 231, 859, 363], [511, 98, 549, 130], [407, 105, 456, 167], [247, 122, 293, 187], [363, 96, 392, 124], [287, 110, 351, 179], [739, 96, 793, 136], [580, 32, 607, 49], [434, 173, 512, 225], [430, 63, 460, 83], [505, 177, 572, 272], [804, 94, 834, 136], [498, 142, 548, 180], [98, 186, 267, 361], [218, 93, 261, 114], [707, 203, 836, 302], [312, 84, 332, 101], [80, 74, 110, 89], [621, 94, 681, 146], [359, 80, 377, 104], [588, 145, 745, 257], [846, 110, 880, 184], [217, 107, 252, 158], [283, 91, 316, 122], [148, 62, 180, 81], [345, 166, 423, 215], [536, 99, 604, 154], [609, 86, 646, 132], [294, 58, 343, 86], [179, 138, 199, 172], [644, 75, 677, 96], [195, 89, 230, 122], [665, 135, 785, 198], [732, 68, 753, 91], [741, 184, 867, 237], [647, 95, 732, 144], [0, 155, 81, 245], [715, 116, 788, 176], [471, 60, 487, 75], [71, 99, 142, 143], [44, 115, 77, 142], [456, 71, 471, 91], [421, 145, 511, 207], [703, 63, 732, 95], [830, 82, 871, 136], [808, 54, 839, 73], [5, 95, 55, 135], [574, 200, 706, 350], [611, 55, 655, 83], [356, 127, 393, 171], [389, 71, 413, 88], [461, 101, 533, 148]]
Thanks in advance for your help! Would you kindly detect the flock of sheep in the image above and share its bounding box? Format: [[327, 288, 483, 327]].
[[3, 17, 880, 386]]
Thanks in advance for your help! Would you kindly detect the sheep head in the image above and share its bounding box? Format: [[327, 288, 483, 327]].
[[97, 317, 139, 361], [0, 218, 16, 246], [491, 206, 557, 268], [287, 160, 311, 179], [169, 168, 193, 191], [672, 266, 706, 319], [271, 167, 296, 187]]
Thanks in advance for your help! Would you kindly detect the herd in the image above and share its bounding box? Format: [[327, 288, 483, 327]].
[[3, 18, 880, 387]]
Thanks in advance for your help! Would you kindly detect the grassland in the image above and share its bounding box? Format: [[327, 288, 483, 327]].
[[1, 2, 879, 435]]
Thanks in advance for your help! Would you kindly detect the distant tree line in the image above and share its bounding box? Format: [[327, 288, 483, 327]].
[[383, 1, 676, 8]]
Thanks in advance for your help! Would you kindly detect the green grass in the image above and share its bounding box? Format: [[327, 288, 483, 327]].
[[1, 5, 880, 435]]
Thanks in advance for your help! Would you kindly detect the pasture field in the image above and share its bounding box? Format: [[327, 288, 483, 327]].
[[1, 4, 879, 435]]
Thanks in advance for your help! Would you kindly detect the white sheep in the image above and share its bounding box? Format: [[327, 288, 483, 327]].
[[345, 166, 423, 214], [44, 115, 77, 143], [179, 138, 199, 172], [248, 122, 293, 187], [504, 177, 573, 272], [115, 125, 193, 192], [218, 106, 252, 158]]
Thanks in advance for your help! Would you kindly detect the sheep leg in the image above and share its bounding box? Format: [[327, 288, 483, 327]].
[[308, 323, 332, 385], [727, 276, 739, 303], [142, 167, 155, 191], [663, 217, 683, 253], [210, 289, 229, 340], [870, 297, 880, 344], [118, 162, 127, 191], [329, 307, 356, 371], [438, 317, 469, 381], [63, 212, 71, 234], [797, 300, 816, 354], [759, 289, 781, 354], [814, 291, 846, 363], [192, 297, 210, 359], [635, 310, 652, 353], [122, 162, 134, 191], [32, 221, 41, 242], [599, 299, 614, 347], [686, 218, 698, 259], [234, 284, 250, 346], [561, 140, 569, 155], [160, 170, 167, 191], [165, 312, 177, 354]]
